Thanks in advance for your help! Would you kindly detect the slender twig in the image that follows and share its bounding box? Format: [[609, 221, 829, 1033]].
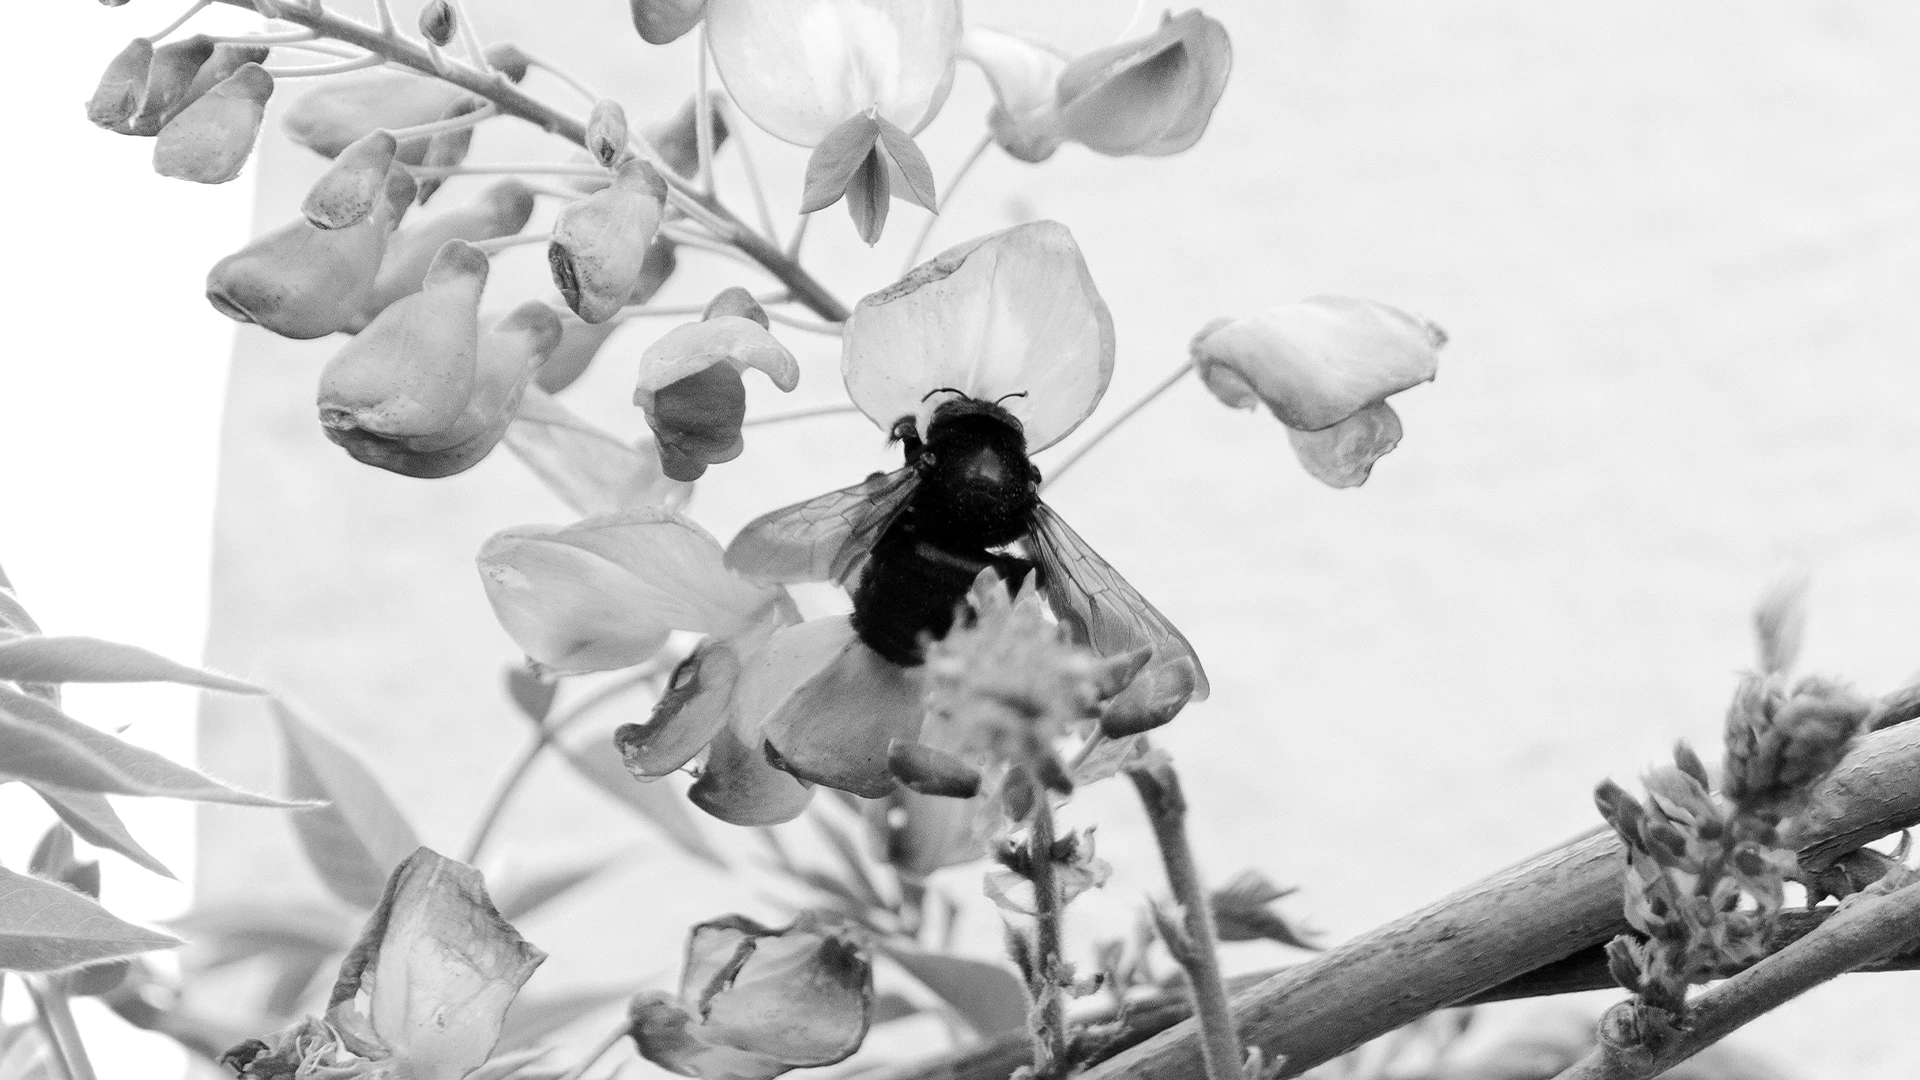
[[264, 54, 386, 77], [662, 224, 760, 268], [389, 103, 499, 142], [520, 51, 602, 103], [694, 25, 717, 196], [761, 308, 843, 336], [1040, 360, 1195, 493], [556, 1020, 633, 1080], [471, 233, 550, 254], [787, 212, 811, 259], [1131, 762, 1246, 1080], [371, 0, 395, 34], [24, 979, 96, 1080], [899, 133, 994, 274], [202, 29, 319, 44], [148, 0, 212, 41], [741, 403, 863, 428], [729, 105, 782, 242], [446, 0, 489, 69], [1026, 785, 1071, 1080], [207, 0, 850, 322], [409, 162, 605, 178]]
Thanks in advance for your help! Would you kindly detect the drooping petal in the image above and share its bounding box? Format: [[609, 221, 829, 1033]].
[[476, 510, 788, 674], [549, 159, 668, 323], [151, 63, 273, 184], [761, 629, 925, 798], [1284, 400, 1403, 488], [842, 221, 1114, 451], [705, 0, 962, 147], [960, 27, 1068, 162], [629, 991, 793, 1080], [635, 293, 801, 481], [689, 722, 814, 826], [120, 35, 214, 137], [333, 848, 543, 1080], [1053, 10, 1232, 158], [1189, 295, 1445, 431]]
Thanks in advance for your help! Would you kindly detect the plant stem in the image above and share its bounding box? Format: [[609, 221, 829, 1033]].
[[1130, 759, 1245, 1080], [1553, 875, 1920, 1080], [694, 26, 717, 196], [730, 106, 782, 242], [761, 308, 844, 336], [557, 1020, 633, 1080], [388, 103, 499, 142], [899, 133, 994, 275], [148, 0, 212, 42], [1026, 783, 1071, 1080], [264, 54, 386, 77], [209, 0, 850, 323], [741, 403, 863, 428], [1040, 360, 1195, 493], [25, 978, 96, 1080]]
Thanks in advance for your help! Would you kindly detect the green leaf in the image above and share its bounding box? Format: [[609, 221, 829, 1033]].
[[845, 145, 890, 246], [882, 946, 1027, 1037], [559, 732, 724, 869], [492, 857, 617, 923], [0, 686, 303, 807], [32, 786, 175, 879], [873, 116, 937, 211], [0, 865, 181, 972], [0, 636, 263, 695], [799, 113, 881, 213], [273, 700, 422, 909]]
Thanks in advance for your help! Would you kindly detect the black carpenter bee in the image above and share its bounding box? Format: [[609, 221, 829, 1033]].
[[725, 390, 1208, 715]]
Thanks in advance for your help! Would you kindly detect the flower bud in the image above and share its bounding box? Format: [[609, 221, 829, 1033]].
[[633, 287, 801, 481], [1054, 11, 1232, 157], [206, 169, 415, 338], [534, 241, 676, 394], [318, 240, 487, 448], [86, 38, 153, 131], [1723, 677, 1866, 819], [302, 130, 398, 229], [630, 0, 707, 45], [886, 738, 982, 798], [548, 158, 667, 323], [355, 180, 536, 328], [120, 34, 216, 137], [151, 63, 273, 184], [281, 45, 525, 161], [647, 94, 730, 177], [960, 27, 1068, 162], [418, 0, 457, 47], [587, 99, 631, 167]]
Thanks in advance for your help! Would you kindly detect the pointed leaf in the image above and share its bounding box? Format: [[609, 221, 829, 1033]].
[[0, 636, 263, 694], [31, 787, 175, 879], [558, 732, 724, 869], [846, 145, 891, 245], [0, 686, 301, 806], [800, 114, 881, 213], [0, 865, 181, 972], [882, 946, 1026, 1036], [491, 858, 617, 923], [874, 116, 936, 211], [273, 700, 422, 909]]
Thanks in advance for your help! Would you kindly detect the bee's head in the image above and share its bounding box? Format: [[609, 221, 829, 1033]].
[[919, 389, 1027, 442]]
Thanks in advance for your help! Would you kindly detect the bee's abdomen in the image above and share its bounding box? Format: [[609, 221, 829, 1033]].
[[853, 533, 1032, 667]]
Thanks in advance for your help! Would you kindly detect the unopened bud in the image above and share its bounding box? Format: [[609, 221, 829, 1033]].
[[646, 94, 728, 178], [548, 158, 667, 323], [357, 180, 536, 328], [86, 38, 153, 130], [124, 35, 216, 137], [483, 42, 532, 82], [629, 0, 708, 46], [418, 0, 457, 47], [1099, 658, 1196, 736], [303, 130, 398, 229], [587, 99, 630, 168], [887, 739, 982, 799], [415, 97, 486, 205], [1724, 676, 1866, 818], [152, 64, 274, 184], [701, 285, 766, 326]]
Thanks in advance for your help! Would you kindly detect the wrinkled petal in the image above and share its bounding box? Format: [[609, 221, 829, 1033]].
[[504, 387, 693, 516], [206, 169, 415, 339], [690, 723, 814, 826], [631, 991, 793, 1080], [329, 848, 543, 1080], [550, 159, 668, 323], [1285, 400, 1402, 488], [151, 62, 273, 184], [762, 629, 925, 798], [357, 180, 538, 330], [1190, 295, 1444, 430], [694, 921, 871, 1065], [1054, 10, 1231, 158], [319, 239, 489, 444], [617, 606, 792, 778], [706, 0, 962, 146], [477, 509, 788, 674], [960, 27, 1068, 162], [843, 221, 1114, 451]]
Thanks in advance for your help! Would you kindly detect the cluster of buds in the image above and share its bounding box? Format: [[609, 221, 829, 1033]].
[[89, 35, 275, 185], [1595, 675, 1868, 1024]]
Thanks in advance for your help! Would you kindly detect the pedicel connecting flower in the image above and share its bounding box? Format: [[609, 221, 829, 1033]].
[[633, 288, 801, 482], [627, 914, 873, 1080], [963, 10, 1232, 162], [1189, 295, 1447, 488], [221, 847, 543, 1080]]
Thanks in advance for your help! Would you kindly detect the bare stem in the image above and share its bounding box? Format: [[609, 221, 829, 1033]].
[[557, 1020, 633, 1080], [730, 105, 782, 242], [24, 979, 96, 1080], [148, 0, 212, 42], [472, 232, 551, 254], [1026, 785, 1071, 1080], [899, 133, 994, 275], [761, 308, 844, 336], [741, 403, 864, 428], [1130, 759, 1246, 1080], [695, 26, 717, 196], [265, 54, 386, 77], [1041, 360, 1195, 493], [208, 0, 850, 322], [389, 103, 499, 142]]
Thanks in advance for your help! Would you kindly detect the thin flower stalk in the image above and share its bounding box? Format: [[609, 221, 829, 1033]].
[[900, 132, 994, 274], [695, 24, 717, 194], [730, 108, 782, 241], [471, 232, 550, 254], [387, 102, 499, 142], [1042, 360, 1195, 492], [740, 403, 863, 428], [1026, 789, 1071, 1080], [24, 978, 96, 1080], [147, 0, 213, 42], [264, 54, 387, 77], [556, 1020, 632, 1080]]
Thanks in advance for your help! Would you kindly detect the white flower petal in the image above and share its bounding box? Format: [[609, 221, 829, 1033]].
[[706, 0, 962, 146], [1286, 400, 1403, 488], [477, 509, 783, 673], [842, 220, 1114, 451], [634, 317, 801, 408]]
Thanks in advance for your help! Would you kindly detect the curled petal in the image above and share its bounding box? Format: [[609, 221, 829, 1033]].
[[1190, 295, 1444, 431], [303, 130, 399, 229], [151, 63, 273, 184], [1285, 401, 1402, 489], [1054, 10, 1232, 158], [706, 0, 962, 146], [206, 169, 415, 339], [622, 642, 743, 779], [549, 159, 668, 323], [631, 0, 709, 45], [359, 180, 538, 328], [843, 221, 1114, 451], [476, 509, 788, 674], [588, 99, 631, 167], [960, 27, 1067, 162], [318, 239, 489, 443], [690, 723, 814, 826], [635, 307, 800, 482]]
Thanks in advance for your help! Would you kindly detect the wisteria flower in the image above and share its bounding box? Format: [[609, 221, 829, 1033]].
[[1189, 296, 1446, 487], [627, 915, 873, 1080], [221, 848, 543, 1079], [634, 288, 801, 482], [963, 10, 1231, 162]]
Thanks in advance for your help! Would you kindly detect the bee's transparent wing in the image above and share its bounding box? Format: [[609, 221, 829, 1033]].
[[725, 467, 920, 585], [1025, 501, 1210, 700]]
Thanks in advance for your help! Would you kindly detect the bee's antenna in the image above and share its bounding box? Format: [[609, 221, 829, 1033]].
[[993, 391, 1029, 405], [921, 387, 968, 402]]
